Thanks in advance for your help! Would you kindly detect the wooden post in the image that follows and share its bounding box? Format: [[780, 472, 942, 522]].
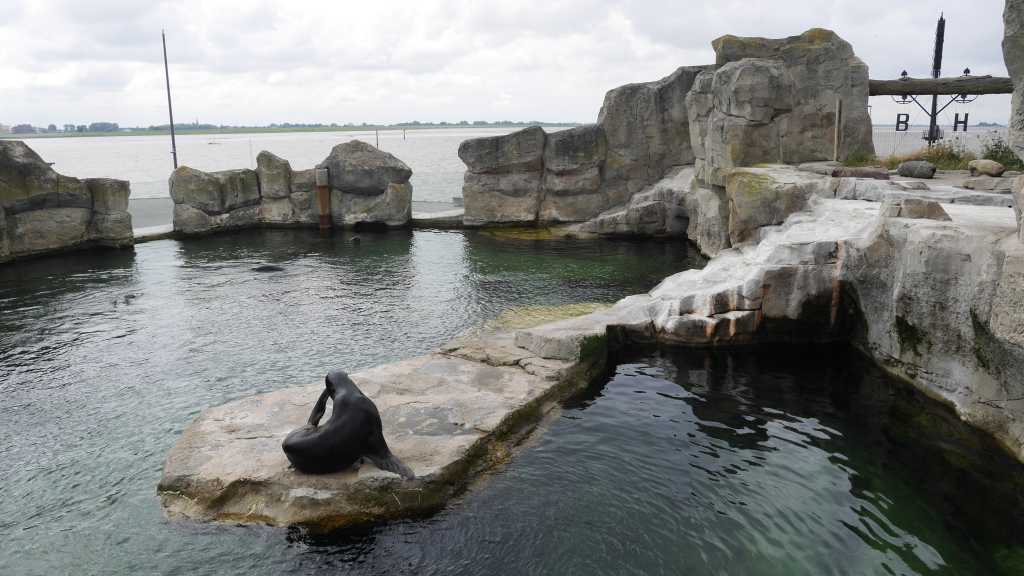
[[833, 98, 843, 162], [868, 75, 1013, 96], [315, 168, 331, 234]]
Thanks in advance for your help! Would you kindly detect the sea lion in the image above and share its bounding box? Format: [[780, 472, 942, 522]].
[[282, 370, 414, 479], [252, 265, 285, 272]]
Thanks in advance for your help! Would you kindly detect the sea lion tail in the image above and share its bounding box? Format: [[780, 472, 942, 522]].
[[369, 452, 415, 480]]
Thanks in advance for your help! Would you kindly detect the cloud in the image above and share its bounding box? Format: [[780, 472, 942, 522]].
[[0, 0, 1012, 126]]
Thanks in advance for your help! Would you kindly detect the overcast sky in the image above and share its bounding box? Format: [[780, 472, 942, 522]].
[[0, 0, 1012, 127]]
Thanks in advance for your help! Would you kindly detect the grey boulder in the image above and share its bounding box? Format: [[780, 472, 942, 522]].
[[318, 140, 412, 195], [968, 159, 1006, 177], [256, 151, 292, 199], [897, 161, 937, 179], [458, 126, 546, 174]]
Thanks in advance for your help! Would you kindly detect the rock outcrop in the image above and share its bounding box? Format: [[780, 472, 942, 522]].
[[579, 166, 692, 237], [319, 141, 413, 228], [522, 197, 1024, 462], [460, 66, 709, 227], [596, 66, 710, 205], [689, 29, 874, 187], [171, 142, 412, 235], [577, 166, 730, 256], [460, 127, 546, 225], [460, 28, 872, 228], [160, 317, 606, 528], [577, 161, 1013, 258], [0, 140, 132, 263], [1005, 0, 1024, 159]]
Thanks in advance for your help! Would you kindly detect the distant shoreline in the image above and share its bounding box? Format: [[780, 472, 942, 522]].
[[0, 123, 579, 140]]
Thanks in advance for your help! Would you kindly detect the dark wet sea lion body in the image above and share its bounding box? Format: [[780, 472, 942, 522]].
[[282, 370, 414, 479]]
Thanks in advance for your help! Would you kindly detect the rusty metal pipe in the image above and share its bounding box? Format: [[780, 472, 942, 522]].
[[315, 168, 331, 234]]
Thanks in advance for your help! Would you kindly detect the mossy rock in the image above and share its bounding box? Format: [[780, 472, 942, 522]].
[[487, 303, 610, 331], [480, 226, 578, 241]]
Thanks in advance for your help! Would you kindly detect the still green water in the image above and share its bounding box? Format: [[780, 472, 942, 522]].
[[0, 229, 1021, 575]]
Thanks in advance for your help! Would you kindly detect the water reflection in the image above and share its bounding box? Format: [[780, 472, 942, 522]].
[[0, 229, 700, 575], [265, 345, 1024, 576]]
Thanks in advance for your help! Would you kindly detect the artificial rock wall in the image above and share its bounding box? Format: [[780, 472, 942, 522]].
[[459, 28, 874, 227], [0, 140, 133, 264], [171, 140, 412, 236]]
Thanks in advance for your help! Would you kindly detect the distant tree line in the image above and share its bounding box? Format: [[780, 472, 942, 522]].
[[6, 122, 120, 134], [2, 119, 580, 135]]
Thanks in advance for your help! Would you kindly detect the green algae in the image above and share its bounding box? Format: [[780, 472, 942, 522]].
[[487, 303, 610, 331]]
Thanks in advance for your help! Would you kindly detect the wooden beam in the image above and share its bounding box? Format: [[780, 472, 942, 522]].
[[869, 75, 1013, 96]]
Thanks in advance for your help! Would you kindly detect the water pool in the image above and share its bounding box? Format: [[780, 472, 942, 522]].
[[1, 230, 1021, 575], [0, 228, 701, 574]]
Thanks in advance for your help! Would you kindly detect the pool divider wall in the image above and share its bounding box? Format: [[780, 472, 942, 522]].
[[169, 142, 413, 237], [0, 140, 133, 264]]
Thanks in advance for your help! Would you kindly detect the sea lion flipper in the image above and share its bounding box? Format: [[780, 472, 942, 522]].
[[368, 452, 415, 480]]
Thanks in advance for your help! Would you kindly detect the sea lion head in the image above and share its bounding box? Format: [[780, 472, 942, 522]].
[[325, 369, 355, 394]]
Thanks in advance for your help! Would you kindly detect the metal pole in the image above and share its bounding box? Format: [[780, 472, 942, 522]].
[[927, 14, 945, 147], [162, 30, 178, 169]]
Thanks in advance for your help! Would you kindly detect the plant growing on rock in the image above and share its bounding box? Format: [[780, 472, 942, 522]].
[[880, 142, 976, 171], [979, 132, 1024, 171]]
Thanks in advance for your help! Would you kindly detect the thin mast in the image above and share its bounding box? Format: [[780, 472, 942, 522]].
[[927, 13, 945, 146], [162, 30, 178, 169]]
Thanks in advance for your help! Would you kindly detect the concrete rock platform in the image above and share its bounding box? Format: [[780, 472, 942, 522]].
[[158, 328, 602, 529]]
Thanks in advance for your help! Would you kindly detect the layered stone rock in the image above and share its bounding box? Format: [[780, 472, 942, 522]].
[[579, 166, 691, 237], [460, 67, 707, 227], [1005, 0, 1024, 159], [577, 166, 731, 257], [523, 198, 1024, 462], [725, 165, 835, 245], [170, 167, 261, 235], [597, 66, 709, 206], [0, 140, 132, 263], [538, 125, 608, 221], [460, 127, 546, 226], [171, 142, 412, 235], [460, 28, 872, 226], [689, 29, 874, 187], [687, 59, 794, 186]]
